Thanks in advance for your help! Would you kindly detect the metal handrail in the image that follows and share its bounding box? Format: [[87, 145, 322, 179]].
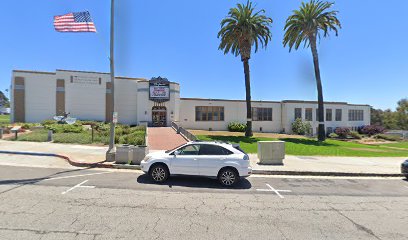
[[171, 121, 197, 141]]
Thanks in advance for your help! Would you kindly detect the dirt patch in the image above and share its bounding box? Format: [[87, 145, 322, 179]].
[[189, 130, 305, 139]]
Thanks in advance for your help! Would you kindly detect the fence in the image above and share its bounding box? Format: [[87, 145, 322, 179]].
[[171, 121, 197, 141]]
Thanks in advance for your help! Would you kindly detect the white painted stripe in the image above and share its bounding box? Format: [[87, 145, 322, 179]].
[[43, 171, 111, 181], [62, 180, 88, 194]]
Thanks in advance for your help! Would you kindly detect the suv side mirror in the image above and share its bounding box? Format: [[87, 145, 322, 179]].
[[174, 150, 180, 156]]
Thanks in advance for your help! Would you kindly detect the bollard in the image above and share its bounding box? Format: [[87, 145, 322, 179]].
[[14, 131, 18, 140], [47, 130, 53, 142], [0, 128, 3, 139]]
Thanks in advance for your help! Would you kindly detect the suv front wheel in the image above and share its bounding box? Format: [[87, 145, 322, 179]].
[[218, 168, 238, 187], [149, 164, 169, 183]]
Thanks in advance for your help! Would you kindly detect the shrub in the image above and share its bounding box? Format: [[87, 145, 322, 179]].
[[328, 133, 339, 138], [44, 124, 83, 133], [291, 118, 312, 135], [42, 119, 57, 126], [375, 134, 402, 141], [335, 127, 350, 139], [359, 125, 385, 136], [349, 131, 362, 139], [228, 122, 247, 132]]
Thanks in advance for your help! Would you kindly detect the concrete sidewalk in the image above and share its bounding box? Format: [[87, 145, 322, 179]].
[[0, 140, 107, 165]]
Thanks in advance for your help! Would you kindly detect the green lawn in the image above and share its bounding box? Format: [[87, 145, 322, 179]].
[[197, 135, 408, 157], [0, 115, 10, 125]]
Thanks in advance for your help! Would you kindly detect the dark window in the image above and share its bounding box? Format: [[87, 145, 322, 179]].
[[199, 144, 232, 155], [177, 145, 200, 155], [305, 108, 313, 121], [295, 108, 302, 120], [316, 108, 320, 121], [195, 106, 224, 121], [326, 109, 332, 121], [335, 109, 342, 121], [252, 107, 272, 121], [348, 110, 364, 121]]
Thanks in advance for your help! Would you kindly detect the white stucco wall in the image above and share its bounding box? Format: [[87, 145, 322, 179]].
[[12, 71, 57, 123], [115, 78, 139, 125], [179, 99, 282, 132], [58, 70, 108, 122]]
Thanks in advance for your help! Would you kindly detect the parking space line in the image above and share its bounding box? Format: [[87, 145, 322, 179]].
[[256, 184, 292, 198], [62, 180, 95, 194], [44, 171, 111, 181]]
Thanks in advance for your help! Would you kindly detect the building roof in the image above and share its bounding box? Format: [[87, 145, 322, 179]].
[[13, 70, 56, 75], [13, 69, 179, 84], [180, 98, 281, 104], [181, 98, 370, 107]]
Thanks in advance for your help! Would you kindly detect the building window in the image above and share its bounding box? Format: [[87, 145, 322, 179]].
[[252, 107, 272, 121], [305, 108, 313, 121], [327, 127, 333, 134], [335, 109, 342, 121], [348, 110, 364, 121], [195, 106, 224, 121], [326, 109, 332, 121], [294, 108, 302, 120]]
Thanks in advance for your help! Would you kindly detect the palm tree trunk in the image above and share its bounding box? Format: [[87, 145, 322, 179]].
[[243, 59, 253, 137], [310, 35, 326, 141]]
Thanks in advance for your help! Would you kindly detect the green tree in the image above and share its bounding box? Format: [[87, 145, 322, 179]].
[[283, 0, 341, 141], [396, 98, 408, 130], [218, 1, 272, 137], [0, 90, 9, 108]]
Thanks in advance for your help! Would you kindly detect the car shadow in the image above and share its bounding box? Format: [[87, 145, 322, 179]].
[[137, 174, 252, 190]]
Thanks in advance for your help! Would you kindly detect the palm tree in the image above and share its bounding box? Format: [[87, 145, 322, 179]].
[[218, 1, 272, 137], [283, 0, 341, 141]]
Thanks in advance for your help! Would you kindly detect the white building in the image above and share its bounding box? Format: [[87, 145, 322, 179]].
[[10, 69, 371, 135]]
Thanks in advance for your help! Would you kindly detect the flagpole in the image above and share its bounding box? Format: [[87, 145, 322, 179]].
[[108, 0, 116, 154]]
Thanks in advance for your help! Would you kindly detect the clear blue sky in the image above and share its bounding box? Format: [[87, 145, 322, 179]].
[[1, 0, 407, 110]]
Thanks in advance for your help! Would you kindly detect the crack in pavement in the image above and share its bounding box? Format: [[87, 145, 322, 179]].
[[331, 207, 382, 240]]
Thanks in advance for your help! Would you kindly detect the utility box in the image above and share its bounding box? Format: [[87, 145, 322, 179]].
[[115, 144, 133, 164], [131, 145, 148, 165], [257, 141, 285, 165]]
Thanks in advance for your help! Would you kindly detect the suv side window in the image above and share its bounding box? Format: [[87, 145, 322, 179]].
[[177, 144, 200, 155], [199, 144, 233, 155]]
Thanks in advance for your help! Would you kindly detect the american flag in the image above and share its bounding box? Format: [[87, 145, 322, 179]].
[[54, 11, 97, 32]]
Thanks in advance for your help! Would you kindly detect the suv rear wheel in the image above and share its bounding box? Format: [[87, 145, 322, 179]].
[[218, 168, 238, 187], [149, 164, 169, 183]]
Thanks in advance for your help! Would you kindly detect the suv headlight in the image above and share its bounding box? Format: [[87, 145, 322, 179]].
[[143, 156, 152, 162]]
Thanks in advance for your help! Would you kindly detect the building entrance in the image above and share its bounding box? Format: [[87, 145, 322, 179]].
[[152, 106, 167, 127]]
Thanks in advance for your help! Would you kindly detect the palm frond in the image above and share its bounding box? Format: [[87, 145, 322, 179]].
[[217, 1, 273, 60], [283, 0, 341, 52]]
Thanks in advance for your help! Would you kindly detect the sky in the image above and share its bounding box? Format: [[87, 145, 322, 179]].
[[0, 0, 407, 110]]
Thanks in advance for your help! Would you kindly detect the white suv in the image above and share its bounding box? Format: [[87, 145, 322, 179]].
[[141, 141, 252, 186]]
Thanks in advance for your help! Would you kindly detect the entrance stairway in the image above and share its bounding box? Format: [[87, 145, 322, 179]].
[[147, 127, 188, 150]]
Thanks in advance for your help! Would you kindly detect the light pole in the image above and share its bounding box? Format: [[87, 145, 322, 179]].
[[108, 0, 116, 155]]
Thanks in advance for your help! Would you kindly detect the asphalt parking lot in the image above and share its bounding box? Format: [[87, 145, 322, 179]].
[[1, 165, 408, 240]]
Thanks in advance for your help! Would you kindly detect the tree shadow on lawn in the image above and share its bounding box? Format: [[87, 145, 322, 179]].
[[279, 138, 338, 147], [202, 135, 259, 144]]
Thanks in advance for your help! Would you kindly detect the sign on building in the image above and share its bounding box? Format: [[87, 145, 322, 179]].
[[149, 77, 170, 102]]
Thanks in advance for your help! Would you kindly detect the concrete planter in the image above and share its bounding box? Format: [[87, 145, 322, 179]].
[[257, 141, 285, 165], [131, 145, 148, 165], [115, 144, 133, 164]]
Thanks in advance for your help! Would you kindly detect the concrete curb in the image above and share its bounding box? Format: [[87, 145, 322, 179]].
[[251, 169, 404, 177], [0, 151, 402, 177]]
